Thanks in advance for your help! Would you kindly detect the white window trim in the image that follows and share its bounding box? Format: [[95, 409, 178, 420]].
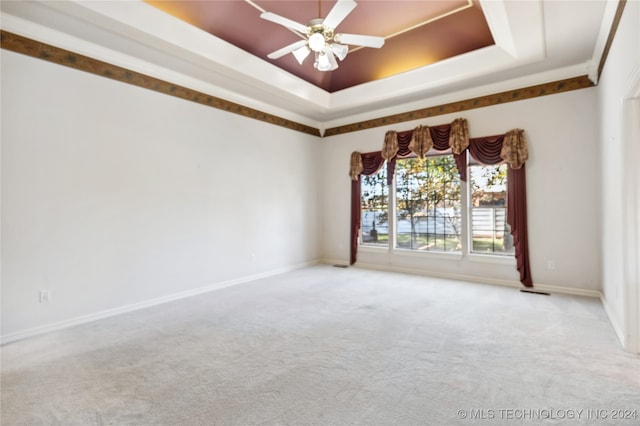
[[467, 253, 516, 265], [394, 247, 463, 261], [359, 244, 390, 253]]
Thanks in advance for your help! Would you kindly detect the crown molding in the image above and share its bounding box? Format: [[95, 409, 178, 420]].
[[324, 75, 594, 136], [0, 30, 322, 137], [2, 29, 596, 139]]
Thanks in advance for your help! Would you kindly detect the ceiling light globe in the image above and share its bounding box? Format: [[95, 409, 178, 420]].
[[330, 43, 348, 61], [314, 52, 332, 71], [292, 45, 311, 65], [308, 32, 326, 53]]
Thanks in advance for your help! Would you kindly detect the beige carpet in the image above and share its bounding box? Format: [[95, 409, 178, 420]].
[[2, 265, 639, 425]]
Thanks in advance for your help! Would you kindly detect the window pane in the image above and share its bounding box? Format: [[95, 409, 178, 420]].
[[361, 167, 388, 247], [469, 163, 514, 255], [396, 156, 461, 252]]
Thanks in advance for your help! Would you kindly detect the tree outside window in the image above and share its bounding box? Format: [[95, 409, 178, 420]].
[[361, 167, 388, 247], [395, 156, 461, 252]]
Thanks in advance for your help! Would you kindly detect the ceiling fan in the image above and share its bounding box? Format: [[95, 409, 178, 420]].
[[260, 0, 385, 72]]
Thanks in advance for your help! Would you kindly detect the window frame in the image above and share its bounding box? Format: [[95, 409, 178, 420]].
[[358, 152, 515, 260], [467, 161, 514, 257], [360, 167, 390, 249]]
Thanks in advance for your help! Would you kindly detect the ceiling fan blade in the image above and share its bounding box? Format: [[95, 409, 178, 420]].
[[267, 40, 309, 60], [334, 33, 385, 48], [260, 12, 309, 34], [322, 0, 357, 30]]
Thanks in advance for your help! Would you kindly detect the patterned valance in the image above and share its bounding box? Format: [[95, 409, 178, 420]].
[[501, 129, 528, 169], [349, 151, 363, 181], [408, 125, 433, 159], [348, 118, 529, 181], [381, 131, 399, 161], [449, 118, 470, 155]]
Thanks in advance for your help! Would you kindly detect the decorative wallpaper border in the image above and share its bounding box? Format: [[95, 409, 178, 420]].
[[2, 30, 596, 139], [0, 30, 322, 137], [323, 76, 594, 137]]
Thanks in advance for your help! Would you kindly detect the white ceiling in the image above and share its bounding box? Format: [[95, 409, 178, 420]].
[[0, 0, 616, 131]]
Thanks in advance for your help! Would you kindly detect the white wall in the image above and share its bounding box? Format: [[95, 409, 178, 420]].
[[597, 0, 640, 350], [320, 88, 601, 293], [1, 50, 321, 341]]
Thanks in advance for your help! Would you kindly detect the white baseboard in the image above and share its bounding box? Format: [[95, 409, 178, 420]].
[[319, 258, 350, 267], [1, 260, 319, 346], [351, 261, 602, 298], [600, 293, 626, 350], [533, 282, 602, 298]]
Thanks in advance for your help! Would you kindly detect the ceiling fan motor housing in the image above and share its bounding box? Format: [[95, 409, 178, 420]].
[[309, 19, 333, 37]]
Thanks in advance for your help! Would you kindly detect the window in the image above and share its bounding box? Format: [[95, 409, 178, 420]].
[[361, 166, 388, 247], [469, 162, 514, 255], [359, 154, 513, 257], [395, 156, 461, 252]]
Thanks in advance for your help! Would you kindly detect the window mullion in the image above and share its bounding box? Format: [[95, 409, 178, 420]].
[[389, 165, 397, 252], [462, 158, 471, 256]]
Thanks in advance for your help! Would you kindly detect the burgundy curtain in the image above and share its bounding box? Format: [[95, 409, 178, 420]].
[[468, 135, 504, 165], [468, 135, 533, 287], [350, 151, 385, 265], [507, 166, 532, 287]]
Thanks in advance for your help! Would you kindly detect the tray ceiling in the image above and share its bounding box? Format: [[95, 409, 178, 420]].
[[145, 0, 494, 92]]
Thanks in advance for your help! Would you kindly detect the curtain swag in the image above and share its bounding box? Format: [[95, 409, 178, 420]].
[[349, 151, 363, 181], [382, 131, 399, 161], [347, 118, 531, 183], [408, 125, 433, 159], [501, 129, 528, 169], [348, 117, 533, 288]]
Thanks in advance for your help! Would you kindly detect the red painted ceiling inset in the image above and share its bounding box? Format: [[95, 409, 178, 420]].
[[146, 0, 494, 92]]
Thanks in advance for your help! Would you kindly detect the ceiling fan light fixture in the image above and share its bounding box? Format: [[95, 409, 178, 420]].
[[314, 52, 332, 71], [330, 43, 348, 61], [292, 45, 311, 64], [308, 32, 326, 53]]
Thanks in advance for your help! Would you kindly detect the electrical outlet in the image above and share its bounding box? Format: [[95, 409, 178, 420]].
[[547, 260, 556, 270], [250, 253, 256, 264], [39, 290, 51, 303]]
